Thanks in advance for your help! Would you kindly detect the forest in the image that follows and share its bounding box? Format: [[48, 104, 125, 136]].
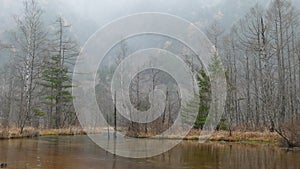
[[0, 0, 299, 148]]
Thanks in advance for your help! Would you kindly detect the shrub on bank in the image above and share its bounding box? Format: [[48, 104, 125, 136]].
[[275, 115, 300, 148]]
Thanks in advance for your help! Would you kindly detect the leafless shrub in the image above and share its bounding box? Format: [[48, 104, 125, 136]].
[[275, 115, 300, 148]]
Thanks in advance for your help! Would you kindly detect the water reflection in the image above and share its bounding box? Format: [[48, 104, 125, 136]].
[[0, 136, 299, 169], [89, 132, 182, 158], [154, 142, 300, 169]]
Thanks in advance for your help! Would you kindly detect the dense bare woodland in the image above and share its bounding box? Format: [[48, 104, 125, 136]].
[[0, 0, 299, 147], [0, 0, 79, 132], [215, 0, 300, 146], [219, 0, 300, 144]]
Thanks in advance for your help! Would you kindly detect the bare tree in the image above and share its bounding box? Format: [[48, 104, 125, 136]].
[[206, 20, 225, 51], [13, 0, 48, 133]]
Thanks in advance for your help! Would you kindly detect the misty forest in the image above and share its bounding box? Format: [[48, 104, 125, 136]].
[[0, 0, 300, 169]]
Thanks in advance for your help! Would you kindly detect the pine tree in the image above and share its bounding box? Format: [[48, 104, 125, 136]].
[[39, 54, 73, 128], [39, 17, 78, 128], [194, 69, 211, 129]]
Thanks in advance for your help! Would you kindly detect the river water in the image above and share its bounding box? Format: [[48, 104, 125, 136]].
[[0, 136, 299, 169]]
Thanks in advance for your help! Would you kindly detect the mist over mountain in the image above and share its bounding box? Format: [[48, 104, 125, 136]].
[[1, 0, 273, 44], [1, 0, 299, 67]]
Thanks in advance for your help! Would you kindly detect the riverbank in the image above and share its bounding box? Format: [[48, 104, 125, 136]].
[[0, 127, 86, 139], [208, 130, 280, 143], [134, 129, 281, 143], [0, 127, 281, 144]]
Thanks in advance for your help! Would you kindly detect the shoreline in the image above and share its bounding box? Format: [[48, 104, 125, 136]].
[[0, 127, 87, 139], [1, 127, 280, 144], [133, 130, 281, 144]]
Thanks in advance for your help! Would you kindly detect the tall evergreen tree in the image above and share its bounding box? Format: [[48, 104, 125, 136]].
[[194, 69, 211, 129], [39, 17, 78, 128]]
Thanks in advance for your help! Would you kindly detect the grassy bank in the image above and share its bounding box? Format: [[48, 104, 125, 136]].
[[0, 127, 86, 139], [0, 127, 280, 144], [132, 129, 281, 143], [208, 131, 280, 143]]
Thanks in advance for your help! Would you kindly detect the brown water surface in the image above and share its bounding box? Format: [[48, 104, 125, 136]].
[[0, 136, 299, 169]]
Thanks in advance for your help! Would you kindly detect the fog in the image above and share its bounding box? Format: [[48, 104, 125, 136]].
[[0, 0, 275, 44]]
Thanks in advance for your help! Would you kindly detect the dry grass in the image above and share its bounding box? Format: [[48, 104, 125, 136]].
[[125, 128, 280, 143], [0, 127, 86, 139], [209, 130, 280, 143], [39, 127, 86, 136], [0, 126, 280, 144], [0, 127, 39, 139]]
